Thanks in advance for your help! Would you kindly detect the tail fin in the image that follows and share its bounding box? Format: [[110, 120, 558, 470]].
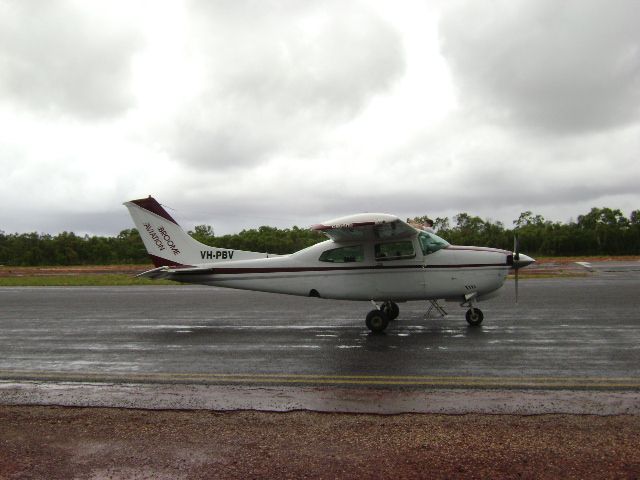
[[124, 196, 267, 267]]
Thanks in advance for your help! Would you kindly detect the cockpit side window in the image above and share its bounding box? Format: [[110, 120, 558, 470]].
[[375, 240, 415, 261], [418, 231, 450, 255], [319, 245, 364, 263]]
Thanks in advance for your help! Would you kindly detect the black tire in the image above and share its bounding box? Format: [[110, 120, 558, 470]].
[[465, 308, 484, 326], [381, 301, 400, 321], [366, 310, 389, 333]]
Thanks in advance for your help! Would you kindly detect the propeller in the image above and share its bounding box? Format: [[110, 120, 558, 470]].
[[514, 233, 520, 303]]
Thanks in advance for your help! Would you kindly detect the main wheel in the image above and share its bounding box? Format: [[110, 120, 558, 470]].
[[465, 308, 484, 326], [366, 310, 389, 333], [381, 301, 400, 321]]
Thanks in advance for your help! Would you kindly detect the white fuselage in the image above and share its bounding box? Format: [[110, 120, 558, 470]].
[[171, 238, 511, 303]]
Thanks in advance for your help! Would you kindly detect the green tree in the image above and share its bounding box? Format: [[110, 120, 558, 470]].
[[514, 211, 546, 228], [189, 225, 215, 245]]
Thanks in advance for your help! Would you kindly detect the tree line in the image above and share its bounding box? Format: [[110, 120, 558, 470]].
[[0, 207, 638, 266], [422, 207, 640, 256]]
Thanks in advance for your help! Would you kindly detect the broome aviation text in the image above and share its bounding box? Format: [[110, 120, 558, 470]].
[[143, 223, 181, 256]]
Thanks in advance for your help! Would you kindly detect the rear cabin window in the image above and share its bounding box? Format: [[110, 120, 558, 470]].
[[319, 245, 364, 263], [375, 240, 415, 261]]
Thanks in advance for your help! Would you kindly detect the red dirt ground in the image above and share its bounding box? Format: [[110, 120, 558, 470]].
[[1, 406, 639, 479]]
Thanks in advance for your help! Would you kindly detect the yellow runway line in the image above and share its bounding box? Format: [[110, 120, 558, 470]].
[[1, 370, 640, 389]]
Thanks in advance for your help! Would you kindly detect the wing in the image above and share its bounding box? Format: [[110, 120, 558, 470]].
[[312, 213, 417, 242]]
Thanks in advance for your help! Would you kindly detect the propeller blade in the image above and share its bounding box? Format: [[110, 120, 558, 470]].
[[513, 232, 520, 303]]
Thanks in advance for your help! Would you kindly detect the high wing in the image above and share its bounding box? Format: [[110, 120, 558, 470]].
[[312, 213, 417, 242]]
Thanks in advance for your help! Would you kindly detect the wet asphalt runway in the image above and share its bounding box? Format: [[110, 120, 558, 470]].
[[1, 265, 639, 392]]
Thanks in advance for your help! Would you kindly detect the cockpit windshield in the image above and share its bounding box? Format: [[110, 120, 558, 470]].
[[418, 231, 450, 255]]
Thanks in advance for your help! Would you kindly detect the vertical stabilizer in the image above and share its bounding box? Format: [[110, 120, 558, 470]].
[[124, 196, 267, 267]]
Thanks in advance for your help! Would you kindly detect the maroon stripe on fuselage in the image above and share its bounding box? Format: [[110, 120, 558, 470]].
[[131, 197, 179, 225], [181, 263, 509, 275], [426, 263, 508, 269], [446, 246, 511, 255]]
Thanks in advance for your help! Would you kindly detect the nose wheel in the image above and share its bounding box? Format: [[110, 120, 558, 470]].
[[465, 308, 484, 326]]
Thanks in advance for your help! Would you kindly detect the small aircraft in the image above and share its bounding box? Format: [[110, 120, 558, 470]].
[[124, 196, 535, 333]]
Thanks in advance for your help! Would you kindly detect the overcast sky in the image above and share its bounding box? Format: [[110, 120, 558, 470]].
[[1, 0, 639, 236]]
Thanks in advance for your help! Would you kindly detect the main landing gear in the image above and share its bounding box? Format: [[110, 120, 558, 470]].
[[365, 300, 399, 333], [380, 300, 399, 321]]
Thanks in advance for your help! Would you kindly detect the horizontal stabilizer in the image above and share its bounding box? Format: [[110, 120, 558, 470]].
[[136, 266, 172, 280], [137, 265, 216, 280]]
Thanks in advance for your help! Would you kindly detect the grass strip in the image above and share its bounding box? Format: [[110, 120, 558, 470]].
[[0, 274, 177, 287]]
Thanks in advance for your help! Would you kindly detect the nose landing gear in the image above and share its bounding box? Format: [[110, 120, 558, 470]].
[[461, 292, 484, 326], [465, 307, 484, 326]]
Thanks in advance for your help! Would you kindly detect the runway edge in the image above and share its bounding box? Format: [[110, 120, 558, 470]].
[[1, 381, 639, 415]]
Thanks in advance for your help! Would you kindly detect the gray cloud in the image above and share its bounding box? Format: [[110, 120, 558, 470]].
[[165, 0, 405, 169], [439, 0, 640, 134], [170, 120, 276, 169], [2, 1, 638, 238], [0, 209, 133, 237], [0, 1, 141, 119]]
